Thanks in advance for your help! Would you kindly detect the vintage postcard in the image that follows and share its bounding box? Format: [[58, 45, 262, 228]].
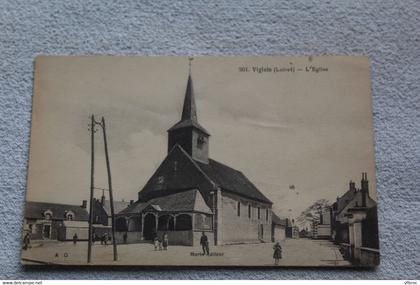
[[22, 56, 379, 267]]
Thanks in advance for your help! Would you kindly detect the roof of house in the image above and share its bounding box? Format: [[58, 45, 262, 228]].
[[336, 188, 357, 214], [272, 213, 288, 226], [119, 189, 212, 215], [24, 201, 89, 221], [101, 200, 131, 216]]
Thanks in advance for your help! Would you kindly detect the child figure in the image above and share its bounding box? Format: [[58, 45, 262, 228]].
[[273, 242, 282, 265], [153, 236, 159, 251]]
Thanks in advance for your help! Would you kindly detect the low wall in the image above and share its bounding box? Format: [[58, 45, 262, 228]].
[[157, 230, 192, 246], [57, 227, 89, 241], [360, 247, 380, 266], [115, 231, 143, 244]]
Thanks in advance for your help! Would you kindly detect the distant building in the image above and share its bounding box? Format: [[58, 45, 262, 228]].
[[23, 201, 89, 241], [271, 213, 287, 242], [91, 194, 131, 226], [331, 173, 376, 244], [286, 219, 299, 239], [331, 173, 379, 266], [116, 72, 273, 246], [314, 207, 332, 239]]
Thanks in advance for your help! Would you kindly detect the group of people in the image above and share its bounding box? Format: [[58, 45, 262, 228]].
[[153, 232, 169, 251], [91, 232, 111, 246]]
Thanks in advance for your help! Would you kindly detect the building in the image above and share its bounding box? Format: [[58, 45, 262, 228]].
[[91, 194, 131, 226], [314, 207, 332, 239], [116, 72, 273, 246], [331, 173, 379, 266], [271, 213, 287, 242], [90, 194, 131, 240], [331, 173, 376, 244], [23, 201, 89, 241]]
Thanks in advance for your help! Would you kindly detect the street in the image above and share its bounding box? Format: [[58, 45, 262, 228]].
[[21, 238, 351, 266]]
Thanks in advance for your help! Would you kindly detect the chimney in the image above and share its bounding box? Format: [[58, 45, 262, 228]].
[[361, 172, 369, 207], [130, 200, 134, 205], [81, 200, 87, 209], [349, 180, 356, 192]]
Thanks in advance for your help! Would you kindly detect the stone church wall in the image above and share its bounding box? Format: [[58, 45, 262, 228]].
[[220, 192, 272, 244]]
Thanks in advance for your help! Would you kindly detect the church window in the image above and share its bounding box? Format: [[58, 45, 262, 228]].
[[258, 207, 261, 219], [197, 135, 205, 149], [174, 161, 178, 171], [237, 201, 241, 216], [266, 208, 269, 221], [248, 205, 251, 219]]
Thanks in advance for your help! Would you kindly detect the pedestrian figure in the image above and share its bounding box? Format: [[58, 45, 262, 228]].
[[200, 232, 210, 256], [153, 235, 159, 251], [73, 233, 78, 246], [162, 232, 168, 250], [273, 242, 282, 265], [102, 233, 108, 246], [123, 232, 128, 244], [22, 233, 30, 250]]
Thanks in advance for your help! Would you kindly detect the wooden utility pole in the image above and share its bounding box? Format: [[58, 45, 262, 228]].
[[87, 114, 95, 264], [101, 116, 118, 261]]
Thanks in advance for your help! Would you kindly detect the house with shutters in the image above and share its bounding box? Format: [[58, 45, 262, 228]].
[[115, 71, 273, 246]]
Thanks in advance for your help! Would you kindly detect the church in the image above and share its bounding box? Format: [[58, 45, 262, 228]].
[[115, 69, 273, 246]]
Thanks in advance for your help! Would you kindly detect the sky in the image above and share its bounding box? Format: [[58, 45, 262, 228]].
[[26, 56, 377, 220]]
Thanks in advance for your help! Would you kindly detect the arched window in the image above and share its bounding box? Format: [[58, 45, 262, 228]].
[[266, 208, 269, 221], [43, 210, 53, 220], [158, 215, 175, 231], [128, 216, 141, 232], [65, 211, 75, 221], [175, 214, 192, 231], [258, 207, 261, 219]]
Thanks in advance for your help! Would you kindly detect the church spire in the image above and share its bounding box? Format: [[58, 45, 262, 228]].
[[181, 74, 198, 122], [167, 57, 210, 163]]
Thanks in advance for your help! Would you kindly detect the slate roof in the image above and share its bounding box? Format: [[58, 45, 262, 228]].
[[168, 119, 210, 136], [24, 201, 89, 221], [138, 145, 272, 204], [197, 159, 272, 204], [272, 213, 288, 226], [101, 200, 131, 216], [336, 188, 357, 214], [119, 189, 212, 215]]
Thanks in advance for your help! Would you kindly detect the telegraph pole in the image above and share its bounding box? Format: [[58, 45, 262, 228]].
[[87, 114, 95, 264], [101, 116, 118, 261]]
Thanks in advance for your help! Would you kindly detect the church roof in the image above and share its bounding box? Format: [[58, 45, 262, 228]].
[[118, 189, 212, 215], [24, 201, 89, 221], [196, 159, 272, 204], [167, 75, 210, 135], [138, 145, 272, 204]]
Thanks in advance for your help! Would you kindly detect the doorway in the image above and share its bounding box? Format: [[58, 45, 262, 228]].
[[43, 224, 51, 239], [143, 213, 156, 240]]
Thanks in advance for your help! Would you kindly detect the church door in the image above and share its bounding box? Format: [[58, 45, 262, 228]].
[[143, 213, 156, 241]]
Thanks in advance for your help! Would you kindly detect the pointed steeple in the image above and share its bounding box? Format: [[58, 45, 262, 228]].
[[181, 74, 198, 122], [167, 58, 210, 163]]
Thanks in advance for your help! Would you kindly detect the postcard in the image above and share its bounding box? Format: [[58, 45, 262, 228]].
[[22, 56, 379, 266]]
